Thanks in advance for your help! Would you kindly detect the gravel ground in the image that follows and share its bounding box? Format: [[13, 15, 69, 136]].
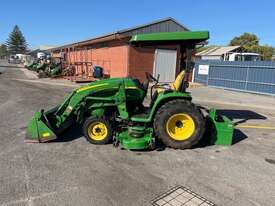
[[0, 60, 274, 206]]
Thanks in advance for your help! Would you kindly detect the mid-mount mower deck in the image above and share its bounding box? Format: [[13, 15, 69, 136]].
[[26, 31, 234, 150]]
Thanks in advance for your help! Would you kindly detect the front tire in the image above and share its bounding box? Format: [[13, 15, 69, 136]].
[[83, 117, 113, 144], [154, 99, 205, 149]]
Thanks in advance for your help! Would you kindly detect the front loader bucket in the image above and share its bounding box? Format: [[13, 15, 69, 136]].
[[25, 111, 57, 143], [207, 108, 234, 145]]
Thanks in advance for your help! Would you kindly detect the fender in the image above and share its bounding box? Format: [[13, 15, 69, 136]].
[[131, 91, 192, 123]]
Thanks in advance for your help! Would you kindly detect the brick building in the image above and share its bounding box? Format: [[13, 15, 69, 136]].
[[50, 18, 190, 82]]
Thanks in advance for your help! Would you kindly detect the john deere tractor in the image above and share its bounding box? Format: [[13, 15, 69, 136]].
[[26, 31, 233, 150]]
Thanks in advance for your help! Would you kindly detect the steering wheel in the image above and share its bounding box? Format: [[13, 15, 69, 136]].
[[145, 72, 158, 82]]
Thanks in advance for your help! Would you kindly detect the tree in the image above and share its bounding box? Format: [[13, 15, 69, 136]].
[[6, 25, 28, 54], [0, 44, 8, 58], [229, 33, 274, 60], [257, 45, 274, 60], [229, 32, 259, 51]]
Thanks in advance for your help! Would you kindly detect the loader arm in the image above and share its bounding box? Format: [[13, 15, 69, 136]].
[[26, 80, 133, 142]]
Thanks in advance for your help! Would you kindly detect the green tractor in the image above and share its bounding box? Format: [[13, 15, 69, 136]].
[[26, 31, 233, 150], [26, 60, 38, 70], [39, 59, 62, 78]]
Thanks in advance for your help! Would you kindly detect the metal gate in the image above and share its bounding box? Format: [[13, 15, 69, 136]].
[[194, 60, 275, 96], [154, 49, 177, 82]]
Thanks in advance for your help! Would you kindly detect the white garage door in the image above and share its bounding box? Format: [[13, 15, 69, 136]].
[[154, 49, 177, 82]]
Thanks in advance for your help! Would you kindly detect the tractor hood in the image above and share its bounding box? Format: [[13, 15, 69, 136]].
[[75, 78, 123, 94], [75, 78, 132, 93], [74, 77, 143, 95]]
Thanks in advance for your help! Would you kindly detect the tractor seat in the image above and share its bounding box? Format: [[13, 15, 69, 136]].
[[155, 70, 185, 93]]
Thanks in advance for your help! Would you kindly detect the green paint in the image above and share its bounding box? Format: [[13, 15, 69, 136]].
[[208, 109, 234, 145], [91, 108, 105, 117], [130, 31, 209, 42], [116, 80, 129, 119], [26, 111, 57, 142], [116, 128, 153, 150], [50, 65, 61, 76], [131, 91, 192, 122]]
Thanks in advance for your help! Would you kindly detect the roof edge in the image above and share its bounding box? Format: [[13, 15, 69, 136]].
[[49, 17, 190, 52], [118, 17, 189, 33], [196, 45, 241, 56]]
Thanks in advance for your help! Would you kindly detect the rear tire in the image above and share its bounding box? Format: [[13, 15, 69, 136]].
[[154, 99, 205, 149], [83, 116, 113, 144]]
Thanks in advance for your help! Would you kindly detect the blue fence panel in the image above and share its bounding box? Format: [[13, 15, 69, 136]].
[[194, 60, 210, 84], [194, 60, 275, 95]]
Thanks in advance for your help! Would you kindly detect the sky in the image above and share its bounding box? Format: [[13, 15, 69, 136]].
[[0, 0, 274, 49]]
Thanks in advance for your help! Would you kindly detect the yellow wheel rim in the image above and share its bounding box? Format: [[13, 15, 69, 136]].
[[166, 113, 195, 141], [88, 122, 108, 141]]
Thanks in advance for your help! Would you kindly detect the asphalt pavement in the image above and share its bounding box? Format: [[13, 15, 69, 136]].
[[0, 60, 274, 206]]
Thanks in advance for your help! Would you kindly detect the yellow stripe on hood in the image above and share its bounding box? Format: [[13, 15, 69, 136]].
[[76, 83, 109, 93]]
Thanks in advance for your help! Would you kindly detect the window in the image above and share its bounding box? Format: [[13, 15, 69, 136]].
[[243, 55, 260, 61], [234, 54, 242, 61]]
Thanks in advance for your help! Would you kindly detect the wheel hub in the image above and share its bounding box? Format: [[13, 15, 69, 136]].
[[166, 113, 195, 141], [88, 122, 108, 141], [95, 127, 101, 133], [175, 120, 183, 128]]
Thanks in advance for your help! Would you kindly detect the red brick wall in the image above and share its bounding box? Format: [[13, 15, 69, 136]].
[[128, 46, 155, 81], [54, 41, 184, 82], [65, 40, 129, 78], [51, 52, 60, 58]]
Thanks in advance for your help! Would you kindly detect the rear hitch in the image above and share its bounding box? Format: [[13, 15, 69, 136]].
[[207, 108, 234, 146]]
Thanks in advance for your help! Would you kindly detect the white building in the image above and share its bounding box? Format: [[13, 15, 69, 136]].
[[196, 46, 261, 61], [196, 46, 241, 60]]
